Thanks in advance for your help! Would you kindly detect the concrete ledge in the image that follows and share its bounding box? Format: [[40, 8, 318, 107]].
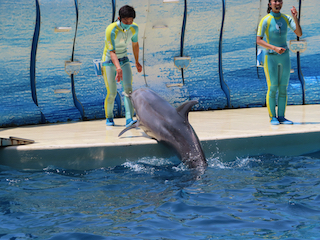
[[1, 105, 320, 170], [1, 131, 320, 171], [205, 132, 320, 162]]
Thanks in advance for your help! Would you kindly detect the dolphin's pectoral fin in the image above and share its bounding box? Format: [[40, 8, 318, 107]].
[[118, 120, 140, 137], [176, 100, 199, 120]]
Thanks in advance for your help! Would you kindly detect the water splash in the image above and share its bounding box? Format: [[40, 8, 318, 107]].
[[121, 156, 183, 174], [207, 156, 262, 169]]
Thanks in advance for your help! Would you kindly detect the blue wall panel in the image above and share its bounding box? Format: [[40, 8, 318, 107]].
[[73, 0, 113, 120], [35, 0, 81, 123], [223, 0, 266, 108], [140, 0, 190, 106], [256, 0, 270, 108], [0, 0, 42, 126], [1, 0, 320, 127], [299, 0, 320, 104], [183, 0, 227, 110], [283, 0, 303, 105]]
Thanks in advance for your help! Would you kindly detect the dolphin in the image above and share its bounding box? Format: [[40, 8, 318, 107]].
[[118, 88, 207, 170]]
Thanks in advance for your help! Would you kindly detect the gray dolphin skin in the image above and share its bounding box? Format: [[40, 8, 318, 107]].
[[118, 88, 207, 170]]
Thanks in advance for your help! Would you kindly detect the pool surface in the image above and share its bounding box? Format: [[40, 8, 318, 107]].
[[1, 104, 320, 239], [1, 153, 320, 239]]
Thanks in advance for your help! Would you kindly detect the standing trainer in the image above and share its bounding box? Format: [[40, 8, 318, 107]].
[[102, 5, 142, 127]]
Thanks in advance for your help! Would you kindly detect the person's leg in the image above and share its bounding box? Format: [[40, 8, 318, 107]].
[[277, 51, 292, 124], [102, 65, 117, 124], [264, 54, 279, 124], [121, 62, 135, 125]]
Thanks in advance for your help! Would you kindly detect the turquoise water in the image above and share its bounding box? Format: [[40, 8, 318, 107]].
[[1, 154, 320, 240]]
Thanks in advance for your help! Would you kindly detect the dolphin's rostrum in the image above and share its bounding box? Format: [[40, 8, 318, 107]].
[[118, 88, 207, 170]]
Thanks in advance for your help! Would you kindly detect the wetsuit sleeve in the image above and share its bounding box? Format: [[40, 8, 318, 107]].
[[284, 14, 296, 31], [130, 23, 139, 43], [257, 16, 267, 37], [105, 24, 116, 52]]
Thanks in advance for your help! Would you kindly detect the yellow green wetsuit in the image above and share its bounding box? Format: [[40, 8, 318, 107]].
[[102, 20, 139, 120], [257, 11, 296, 119]]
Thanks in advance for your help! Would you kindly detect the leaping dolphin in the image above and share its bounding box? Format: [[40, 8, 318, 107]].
[[118, 88, 207, 170]]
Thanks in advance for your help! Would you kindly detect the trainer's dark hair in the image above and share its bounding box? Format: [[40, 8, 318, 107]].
[[267, 0, 272, 13], [119, 5, 136, 20]]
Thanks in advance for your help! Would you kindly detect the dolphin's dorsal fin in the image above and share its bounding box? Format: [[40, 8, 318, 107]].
[[118, 120, 140, 137], [176, 100, 198, 120]]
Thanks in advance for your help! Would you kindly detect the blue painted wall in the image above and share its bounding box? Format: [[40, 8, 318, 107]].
[[298, 0, 320, 104], [183, 0, 227, 110], [36, 0, 82, 123], [0, 0, 318, 127], [223, 0, 266, 108], [73, 0, 113, 120], [0, 0, 43, 126]]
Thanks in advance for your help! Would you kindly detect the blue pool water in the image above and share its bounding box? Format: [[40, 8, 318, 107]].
[[1, 154, 320, 240]]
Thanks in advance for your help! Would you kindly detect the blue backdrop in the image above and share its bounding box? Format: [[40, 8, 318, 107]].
[[0, 0, 318, 127]]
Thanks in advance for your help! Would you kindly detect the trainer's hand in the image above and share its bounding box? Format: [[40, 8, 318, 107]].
[[291, 6, 298, 19], [275, 46, 286, 55], [115, 68, 123, 82], [136, 62, 142, 73]]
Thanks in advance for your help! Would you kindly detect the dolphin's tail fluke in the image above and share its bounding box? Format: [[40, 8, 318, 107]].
[[118, 120, 140, 137]]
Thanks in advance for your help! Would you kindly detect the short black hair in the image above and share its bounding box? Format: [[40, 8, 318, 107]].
[[119, 5, 136, 20]]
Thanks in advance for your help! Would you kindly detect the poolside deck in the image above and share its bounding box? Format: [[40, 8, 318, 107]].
[[1, 104, 320, 170]]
